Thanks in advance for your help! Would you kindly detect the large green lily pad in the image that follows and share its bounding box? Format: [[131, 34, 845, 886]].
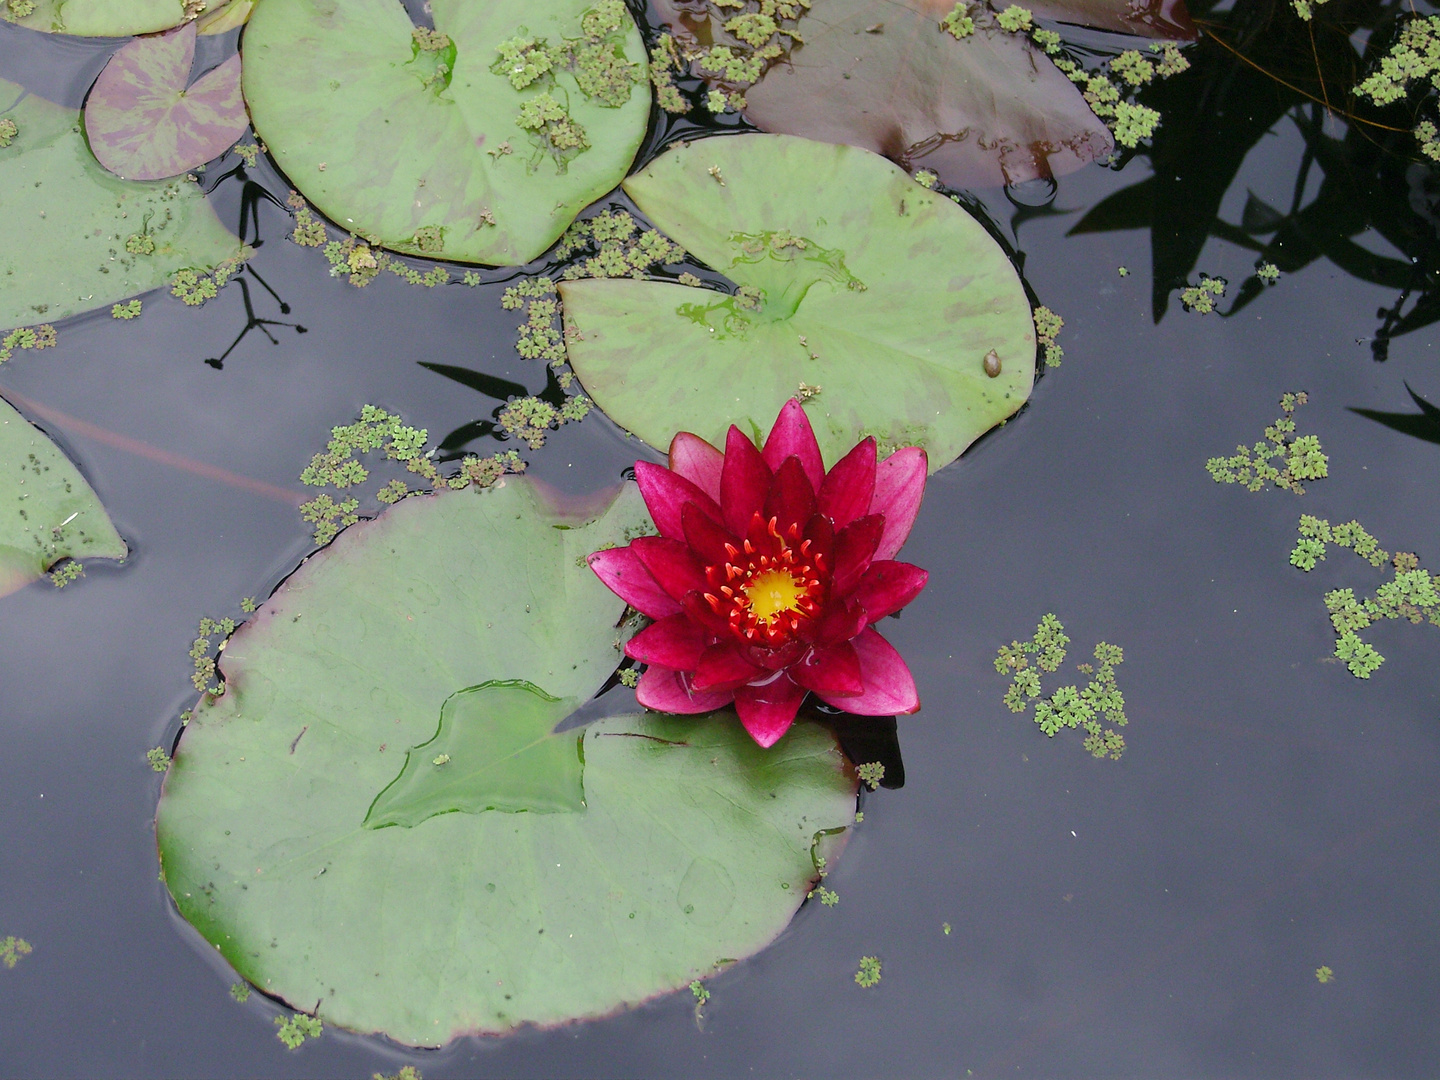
[[2, 0, 188, 36], [560, 134, 1035, 471], [241, 0, 651, 266], [0, 80, 242, 329], [1, 394, 126, 598], [156, 478, 855, 1044]]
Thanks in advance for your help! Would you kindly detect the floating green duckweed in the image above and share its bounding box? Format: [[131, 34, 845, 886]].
[[1288, 517, 1439, 678], [996, 616, 1128, 760], [1354, 16, 1440, 105], [0, 936, 32, 970], [939, 2, 974, 38], [855, 956, 881, 987], [298, 405, 525, 545], [274, 1013, 322, 1049], [856, 761, 885, 790], [1315, 965, 1334, 983], [996, 5, 1032, 32], [0, 117, 16, 147], [229, 981, 250, 1002], [147, 746, 172, 772], [1180, 275, 1225, 313], [171, 250, 249, 307], [1207, 392, 1327, 493], [1033, 305, 1064, 364], [111, 300, 142, 320], [0, 323, 55, 364], [1257, 262, 1281, 282], [649, 32, 689, 113], [1417, 119, 1440, 161]]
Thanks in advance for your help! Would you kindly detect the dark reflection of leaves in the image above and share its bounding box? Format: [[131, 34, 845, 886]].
[[1350, 383, 1440, 445], [813, 706, 906, 790], [419, 362, 569, 459], [1069, 0, 1440, 358]]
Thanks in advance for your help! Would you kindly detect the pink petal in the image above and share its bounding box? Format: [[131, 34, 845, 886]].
[[588, 547, 680, 619], [818, 437, 877, 530], [854, 562, 929, 622], [720, 425, 772, 537], [625, 613, 707, 670], [634, 460, 720, 541], [831, 514, 884, 597], [630, 536, 708, 601], [870, 447, 928, 561], [682, 591, 734, 637], [761, 398, 824, 493], [668, 432, 724, 503], [682, 502, 740, 567], [734, 673, 809, 747], [693, 642, 766, 692], [637, 665, 735, 715], [815, 627, 919, 715], [763, 455, 816, 536], [811, 597, 869, 647], [790, 641, 864, 697]]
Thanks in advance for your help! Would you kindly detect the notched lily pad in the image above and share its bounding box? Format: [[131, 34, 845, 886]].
[[156, 477, 856, 1044], [241, 0, 651, 265], [0, 394, 126, 598], [85, 22, 249, 182], [364, 680, 585, 829], [0, 79, 242, 327], [561, 134, 1035, 471]]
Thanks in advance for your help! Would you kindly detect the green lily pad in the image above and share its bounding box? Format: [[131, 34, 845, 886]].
[[0, 80, 242, 329], [1, 393, 126, 598], [364, 680, 586, 828], [2, 0, 189, 37], [155, 478, 855, 1044], [240, 0, 651, 266], [560, 134, 1035, 471]]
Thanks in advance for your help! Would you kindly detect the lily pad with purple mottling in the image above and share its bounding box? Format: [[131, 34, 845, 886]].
[[85, 22, 248, 182]]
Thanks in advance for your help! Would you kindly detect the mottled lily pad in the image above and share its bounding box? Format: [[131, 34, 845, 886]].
[[655, 0, 1194, 188], [561, 134, 1035, 471], [0, 80, 242, 328], [155, 478, 855, 1044], [0, 394, 126, 598], [241, 0, 651, 266], [85, 22, 248, 182], [2, 0, 189, 37]]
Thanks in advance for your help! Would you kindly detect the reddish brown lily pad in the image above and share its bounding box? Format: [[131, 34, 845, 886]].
[[85, 22, 248, 182], [655, 0, 1195, 188]]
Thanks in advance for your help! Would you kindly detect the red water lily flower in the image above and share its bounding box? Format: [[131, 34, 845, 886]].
[[588, 399, 929, 748]]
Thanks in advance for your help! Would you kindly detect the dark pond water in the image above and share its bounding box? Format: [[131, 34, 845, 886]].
[[3, 0, 1440, 1075]]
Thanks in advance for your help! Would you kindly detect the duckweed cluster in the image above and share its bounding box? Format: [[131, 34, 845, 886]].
[[492, 0, 645, 172], [0, 323, 55, 363], [1033, 305, 1063, 365], [0, 936, 32, 970], [146, 746, 171, 772], [996, 615, 1128, 760], [655, 0, 811, 113], [171, 251, 250, 307], [1290, 517, 1438, 678], [854, 956, 882, 987], [274, 1013, 322, 1050], [856, 761, 885, 789], [553, 208, 687, 281], [940, 2, 974, 39], [0, 117, 16, 147], [1033, 25, 1186, 149], [111, 299, 142, 320], [298, 406, 526, 545], [189, 616, 237, 693], [1206, 392, 1328, 494], [1180, 275, 1225, 313], [1352, 15, 1440, 160]]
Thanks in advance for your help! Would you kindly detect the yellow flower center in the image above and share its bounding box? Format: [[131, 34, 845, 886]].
[[742, 568, 809, 624]]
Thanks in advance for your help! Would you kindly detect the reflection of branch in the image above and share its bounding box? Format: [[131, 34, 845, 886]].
[[1197, 22, 1408, 131], [1350, 382, 1440, 444], [0, 386, 303, 505], [205, 276, 308, 370]]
